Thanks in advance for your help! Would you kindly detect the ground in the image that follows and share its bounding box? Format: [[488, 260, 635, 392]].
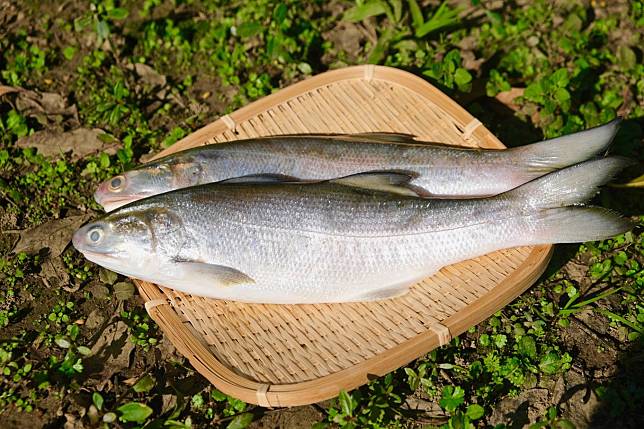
[[0, 1, 643, 428]]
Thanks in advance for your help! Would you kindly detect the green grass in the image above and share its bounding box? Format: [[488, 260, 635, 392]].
[[0, 0, 643, 428]]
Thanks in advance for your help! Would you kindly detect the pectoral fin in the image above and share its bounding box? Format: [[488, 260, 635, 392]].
[[331, 172, 421, 196], [349, 285, 410, 301], [175, 261, 255, 287]]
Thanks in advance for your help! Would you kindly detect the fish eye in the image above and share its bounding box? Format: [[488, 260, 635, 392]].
[[88, 228, 103, 243], [108, 175, 125, 192]]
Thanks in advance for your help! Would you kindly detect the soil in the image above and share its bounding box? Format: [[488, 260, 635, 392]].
[[1, 1, 642, 428]]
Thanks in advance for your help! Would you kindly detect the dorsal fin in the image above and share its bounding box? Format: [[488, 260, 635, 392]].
[[330, 172, 421, 196], [219, 174, 298, 184], [336, 132, 418, 144]]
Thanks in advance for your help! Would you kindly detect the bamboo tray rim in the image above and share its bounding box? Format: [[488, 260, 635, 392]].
[[134, 65, 553, 407]]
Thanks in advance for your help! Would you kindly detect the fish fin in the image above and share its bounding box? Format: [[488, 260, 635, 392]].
[[501, 156, 633, 209], [339, 132, 418, 144], [331, 172, 421, 196], [219, 174, 298, 184], [510, 118, 621, 175], [175, 261, 255, 287], [527, 207, 634, 243], [348, 285, 410, 302]]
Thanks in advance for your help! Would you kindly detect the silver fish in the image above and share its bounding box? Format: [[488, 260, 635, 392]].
[[74, 157, 632, 304], [94, 120, 621, 211]]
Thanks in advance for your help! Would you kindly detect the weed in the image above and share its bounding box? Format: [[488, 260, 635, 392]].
[[0, 1, 642, 427], [120, 307, 160, 350]]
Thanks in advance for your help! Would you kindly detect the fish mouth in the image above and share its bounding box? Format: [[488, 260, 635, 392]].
[[78, 249, 122, 265], [95, 193, 151, 212], [80, 249, 117, 258]]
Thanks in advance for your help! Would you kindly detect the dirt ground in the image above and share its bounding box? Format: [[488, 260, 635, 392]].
[[1, 1, 643, 428]]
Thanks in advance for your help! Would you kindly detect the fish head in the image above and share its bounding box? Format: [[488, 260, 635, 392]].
[[72, 208, 186, 277], [95, 155, 204, 212]]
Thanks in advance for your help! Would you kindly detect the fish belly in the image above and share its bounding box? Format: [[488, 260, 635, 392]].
[[196, 217, 519, 303]]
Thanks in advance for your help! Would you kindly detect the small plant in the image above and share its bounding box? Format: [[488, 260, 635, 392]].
[[438, 385, 485, 429], [1, 34, 48, 86], [0, 110, 30, 139], [324, 372, 406, 428], [344, 0, 462, 63], [529, 406, 575, 429], [0, 1, 642, 427], [120, 308, 160, 350], [73, 0, 129, 47]]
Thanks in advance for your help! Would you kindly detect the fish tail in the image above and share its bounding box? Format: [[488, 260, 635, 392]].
[[525, 207, 633, 243], [501, 156, 634, 242], [504, 156, 633, 209], [508, 118, 621, 175]]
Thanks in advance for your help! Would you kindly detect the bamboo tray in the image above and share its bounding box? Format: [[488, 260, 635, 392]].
[[133, 65, 553, 407]]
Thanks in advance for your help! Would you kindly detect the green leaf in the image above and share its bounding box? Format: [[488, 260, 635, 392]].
[[95, 20, 110, 43], [617, 46, 636, 70], [297, 62, 313, 75], [466, 403, 484, 420], [494, 334, 507, 348], [77, 346, 92, 356], [613, 251, 628, 266], [539, 352, 562, 375], [103, 412, 116, 423], [273, 3, 288, 24], [99, 152, 110, 169], [237, 22, 263, 38], [107, 7, 129, 20], [408, 0, 424, 30], [554, 88, 571, 111], [551, 68, 569, 88], [92, 392, 104, 411], [117, 402, 153, 423], [590, 260, 612, 279], [391, 0, 402, 22], [338, 390, 355, 416], [226, 412, 253, 429], [55, 336, 71, 349], [518, 335, 537, 358], [133, 375, 155, 393], [367, 26, 393, 64], [6, 110, 29, 137], [614, 173, 644, 188], [161, 127, 187, 148], [524, 81, 544, 103], [211, 389, 227, 401], [556, 419, 577, 429], [454, 68, 472, 91], [415, 1, 460, 38], [63, 46, 77, 60], [439, 385, 465, 412], [74, 16, 92, 31], [344, 1, 388, 22], [479, 334, 490, 347]]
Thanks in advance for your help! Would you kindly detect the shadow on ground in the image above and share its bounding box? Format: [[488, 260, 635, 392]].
[[464, 90, 643, 428]]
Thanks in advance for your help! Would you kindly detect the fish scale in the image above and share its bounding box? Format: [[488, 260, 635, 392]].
[[94, 120, 622, 212], [74, 157, 633, 304]]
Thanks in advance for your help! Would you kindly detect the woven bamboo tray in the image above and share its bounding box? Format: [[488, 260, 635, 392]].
[[133, 65, 553, 407]]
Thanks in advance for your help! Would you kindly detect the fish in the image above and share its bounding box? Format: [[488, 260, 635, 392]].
[[74, 156, 633, 304], [94, 119, 622, 211]]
